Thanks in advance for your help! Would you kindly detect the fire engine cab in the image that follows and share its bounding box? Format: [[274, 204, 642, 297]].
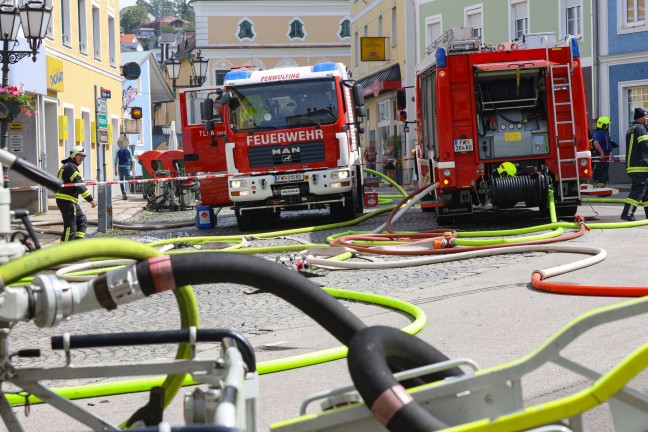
[[415, 28, 592, 223], [202, 62, 367, 230]]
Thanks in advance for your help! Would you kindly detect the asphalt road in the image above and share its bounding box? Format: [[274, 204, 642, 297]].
[[5, 188, 648, 431]]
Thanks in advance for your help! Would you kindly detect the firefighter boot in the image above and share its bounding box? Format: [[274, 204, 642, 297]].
[[122, 190, 128, 201], [621, 204, 637, 221]]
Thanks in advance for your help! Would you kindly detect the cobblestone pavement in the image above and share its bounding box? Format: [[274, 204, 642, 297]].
[[5, 187, 642, 431], [8, 190, 551, 380]]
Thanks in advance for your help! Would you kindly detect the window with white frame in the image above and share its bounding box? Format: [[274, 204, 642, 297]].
[[391, 6, 397, 47], [77, 0, 87, 52], [92, 6, 100, 59], [60, 0, 71, 46], [288, 18, 305, 40], [339, 19, 350, 39], [237, 19, 255, 40], [465, 6, 482, 40], [511, 1, 528, 40], [629, 86, 648, 124], [108, 15, 116, 66], [425, 15, 442, 54], [45, 0, 53, 38], [378, 15, 383, 37], [625, 0, 646, 26], [564, 0, 582, 36], [354, 31, 359, 66], [215, 70, 228, 86]]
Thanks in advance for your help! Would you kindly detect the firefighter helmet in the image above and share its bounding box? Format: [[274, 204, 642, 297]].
[[70, 146, 87, 157], [496, 161, 517, 176], [596, 116, 611, 129]]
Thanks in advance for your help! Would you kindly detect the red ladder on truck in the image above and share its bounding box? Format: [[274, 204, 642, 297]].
[[550, 63, 581, 202]]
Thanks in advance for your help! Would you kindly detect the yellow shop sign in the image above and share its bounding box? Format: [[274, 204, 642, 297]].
[[47, 57, 64, 92]]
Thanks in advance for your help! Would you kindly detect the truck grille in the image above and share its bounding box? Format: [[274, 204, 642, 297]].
[[248, 141, 325, 168]]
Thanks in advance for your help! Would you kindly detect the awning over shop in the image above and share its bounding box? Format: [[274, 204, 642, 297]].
[[357, 64, 401, 99]]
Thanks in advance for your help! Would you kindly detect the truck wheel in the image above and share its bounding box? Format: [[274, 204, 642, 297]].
[[330, 194, 357, 221], [235, 208, 256, 231]]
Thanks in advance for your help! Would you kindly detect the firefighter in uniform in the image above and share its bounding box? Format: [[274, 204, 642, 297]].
[[621, 108, 648, 221], [55, 146, 98, 241]]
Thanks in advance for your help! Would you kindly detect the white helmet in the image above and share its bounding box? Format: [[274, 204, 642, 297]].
[[70, 146, 86, 157]]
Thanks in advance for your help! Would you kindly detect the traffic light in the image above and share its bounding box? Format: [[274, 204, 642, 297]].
[[399, 110, 407, 122], [130, 106, 143, 119], [396, 88, 407, 110]]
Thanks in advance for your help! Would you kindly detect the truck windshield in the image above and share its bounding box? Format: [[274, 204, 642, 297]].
[[227, 79, 338, 131], [184, 89, 223, 126]]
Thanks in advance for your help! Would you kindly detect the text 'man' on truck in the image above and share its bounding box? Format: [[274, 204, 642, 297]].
[[415, 28, 592, 224], [202, 62, 367, 231]]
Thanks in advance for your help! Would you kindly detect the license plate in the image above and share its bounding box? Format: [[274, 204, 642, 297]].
[[275, 173, 304, 183], [453, 139, 473, 153], [280, 187, 300, 196]]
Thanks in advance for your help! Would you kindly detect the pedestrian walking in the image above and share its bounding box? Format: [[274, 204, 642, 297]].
[[621, 108, 648, 221], [55, 146, 97, 241], [591, 116, 616, 187], [116, 134, 134, 200]]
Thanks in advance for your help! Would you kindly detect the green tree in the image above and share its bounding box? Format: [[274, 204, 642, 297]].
[[120, 6, 150, 33], [135, 0, 153, 15], [176, 0, 195, 23], [149, 0, 176, 17]]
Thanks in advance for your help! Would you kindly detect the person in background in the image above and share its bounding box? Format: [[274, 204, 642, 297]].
[[115, 135, 134, 200], [363, 146, 377, 175], [55, 146, 97, 242], [621, 108, 648, 221], [591, 116, 615, 188]]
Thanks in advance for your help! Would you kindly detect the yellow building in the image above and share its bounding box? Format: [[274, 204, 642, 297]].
[[350, 0, 416, 185], [8, 0, 122, 212]]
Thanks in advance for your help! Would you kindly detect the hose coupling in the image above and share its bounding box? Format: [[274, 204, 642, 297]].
[[104, 264, 146, 305]]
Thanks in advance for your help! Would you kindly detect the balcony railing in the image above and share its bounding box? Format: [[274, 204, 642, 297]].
[[174, 34, 196, 60]]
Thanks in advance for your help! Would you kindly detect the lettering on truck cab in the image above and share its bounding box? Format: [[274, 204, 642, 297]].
[[246, 129, 324, 146]]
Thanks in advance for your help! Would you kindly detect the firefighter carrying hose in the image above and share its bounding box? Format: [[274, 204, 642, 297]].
[[55, 146, 98, 241]]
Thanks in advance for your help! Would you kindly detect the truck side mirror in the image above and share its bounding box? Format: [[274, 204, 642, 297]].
[[352, 83, 365, 107], [201, 98, 214, 122]]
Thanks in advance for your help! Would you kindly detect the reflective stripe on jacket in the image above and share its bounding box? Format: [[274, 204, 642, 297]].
[[626, 122, 648, 174], [55, 158, 94, 203]]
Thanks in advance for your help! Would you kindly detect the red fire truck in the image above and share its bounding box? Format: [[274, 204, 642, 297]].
[[202, 62, 367, 230], [179, 87, 231, 208], [415, 28, 591, 223]]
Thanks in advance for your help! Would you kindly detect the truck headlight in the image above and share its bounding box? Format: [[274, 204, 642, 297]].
[[443, 169, 451, 177], [230, 179, 246, 188], [331, 170, 349, 179]]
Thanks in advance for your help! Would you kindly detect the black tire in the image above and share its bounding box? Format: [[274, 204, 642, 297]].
[[330, 194, 357, 221], [235, 208, 255, 231]]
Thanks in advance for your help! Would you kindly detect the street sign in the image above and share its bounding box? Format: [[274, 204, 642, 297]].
[[101, 88, 111, 99], [98, 113, 108, 130], [96, 98, 107, 113]]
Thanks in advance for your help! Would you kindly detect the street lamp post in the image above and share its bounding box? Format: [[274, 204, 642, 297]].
[[0, 0, 52, 188], [165, 49, 209, 93]]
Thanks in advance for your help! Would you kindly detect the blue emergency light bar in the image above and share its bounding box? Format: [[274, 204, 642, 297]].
[[312, 62, 337, 72], [225, 70, 254, 81]]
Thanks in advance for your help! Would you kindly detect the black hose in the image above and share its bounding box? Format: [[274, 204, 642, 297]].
[[51, 328, 257, 373], [491, 174, 546, 208], [134, 253, 366, 346], [347, 326, 463, 432]]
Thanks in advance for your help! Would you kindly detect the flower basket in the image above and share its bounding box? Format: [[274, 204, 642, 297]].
[[3, 101, 23, 120], [0, 84, 36, 119]]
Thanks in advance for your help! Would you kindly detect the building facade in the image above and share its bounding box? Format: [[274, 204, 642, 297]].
[[121, 51, 174, 175], [595, 0, 648, 149], [9, 0, 123, 212], [350, 0, 417, 185], [416, 0, 593, 118]]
